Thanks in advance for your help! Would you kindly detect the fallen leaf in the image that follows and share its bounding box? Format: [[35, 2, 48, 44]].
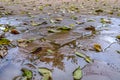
[[47, 49, 54, 54], [116, 35, 120, 39], [87, 19, 95, 22], [0, 26, 6, 31], [17, 39, 28, 47], [4, 11, 13, 15], [43, 74, 51, 80], [75, 52, 86, 58], [38, 5, 44, 11], [73, 66, 82, 80], [76, 21, 84, 25], [71, 15, 78, 20], [31, 21, 47, 26], [95, 0, 99, 2], [85, 26, 96, 34], [69, 24, 75, 27], [55, 18, 63, 21], [11, 29, 20, 34], [0, 24, 15, 32], [100, 18, 111, 24], [21, 68, 32, 79], [39, 67, 52, 76], [31, 22, 40, 26], [94, 43, 102, 52], [0, 38, 10, 45], [85, 56, 92, 63], [17, 39, 34, 47], [117, 50, 120, 54], [31, 47, 42, 54], [95, 9, 103, 13], [0, 46, 8, 58], [58, 26, 71, 31], [85, 26, 95, 31], [75, 52, 92, 63], [48, 29, 61, 33], [50, 19, 57, 23], [38, 67, 52, 80], [13, 76, 27, 80], [17, 39, 26, 43], [69, 5, 79, 12], [117, 13, 120, 17], [0, 6, 5, 10], [108, 11, 113, 15], [45, 4, 52, 7]]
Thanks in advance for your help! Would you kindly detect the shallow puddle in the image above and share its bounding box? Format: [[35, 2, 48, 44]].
[[0, 14, 120, 80]]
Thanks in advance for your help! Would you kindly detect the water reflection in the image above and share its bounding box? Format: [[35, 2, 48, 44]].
[[28, 44, 78, 70], [0, 13, 120, 80]]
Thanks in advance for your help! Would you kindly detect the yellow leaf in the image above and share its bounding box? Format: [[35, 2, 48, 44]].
[[116, 35, 120, 39], [73, 66, 82, 80], [94, 43, 102, 52]]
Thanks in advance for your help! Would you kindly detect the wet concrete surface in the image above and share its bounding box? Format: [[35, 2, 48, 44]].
[[82, 61, 120, 80], [0, 0, 120, 80], [0, 14, 120, 80]]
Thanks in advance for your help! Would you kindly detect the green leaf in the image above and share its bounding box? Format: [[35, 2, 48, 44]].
[[95, 9, 103, 13], [21, 68, 32, 79], [47, 49, 54, 54], [95, 0, 99, 2], [117, 13, 120, 17], [75, 52, 92, 63], [69, 24, 75, 27], [116, 35, 120, 39], [48, 29, 61, 33], [50, 19, 55, 23], [0, 24, 16, 32], [31, 22, 41, 26], [85, 56, 92, 63], [87, 19, 95, 22], [76, 21, 84, 25], [43, 74, 51, 80], [71, 15, 78, 20], [117, 50, 120, 54], [69, 5, 79, 12], [38, 67, 52, 76], [38, 67, 52, 80], [75, 52, 86, 58], [0, 38, 10, 45], [100, 18, 111, 24], [38, 5, 44, 11], [73, 66, 82, 80], [54, 18, 63, 21], [13, 76, 27, 80], [58, 26, 71, 31]]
